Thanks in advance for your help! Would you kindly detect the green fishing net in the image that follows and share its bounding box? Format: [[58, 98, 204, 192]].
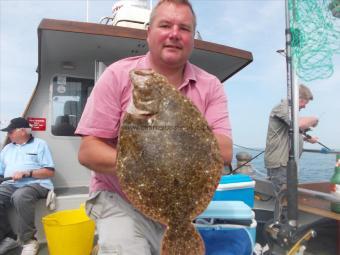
[[289, 0, 340, 81]]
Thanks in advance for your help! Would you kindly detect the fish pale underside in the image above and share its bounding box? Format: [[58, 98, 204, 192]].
[[117, 69, 223, 255]]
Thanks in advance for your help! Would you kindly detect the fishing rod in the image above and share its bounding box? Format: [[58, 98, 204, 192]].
[[230, 149, 264, 174], [232, 130, 335, 175], [232, 127, 334, 175], [300, 129, 332, 151]]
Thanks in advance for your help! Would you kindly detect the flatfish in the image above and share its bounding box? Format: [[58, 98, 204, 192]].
[[116, 69, 223, 255]]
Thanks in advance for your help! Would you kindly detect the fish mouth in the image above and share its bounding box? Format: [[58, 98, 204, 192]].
[[129, 69, 161, 116], [126, 98, 156, 118], [130, 69, 155, 89]]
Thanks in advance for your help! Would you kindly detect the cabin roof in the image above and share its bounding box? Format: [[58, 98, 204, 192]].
[[37, 18, 252, 83]]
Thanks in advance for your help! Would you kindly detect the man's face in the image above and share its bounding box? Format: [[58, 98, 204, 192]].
[[8, 128, 23, 143], [147, 2, 195, 69], [299, 98, 309, 110]]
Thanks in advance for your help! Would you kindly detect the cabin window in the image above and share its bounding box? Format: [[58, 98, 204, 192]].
[[51, 76, 94, 136]]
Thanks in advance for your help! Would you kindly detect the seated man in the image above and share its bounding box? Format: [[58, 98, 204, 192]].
[[0, 117, 55, 255]]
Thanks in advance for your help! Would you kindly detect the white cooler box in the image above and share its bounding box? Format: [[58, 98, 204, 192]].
[[195, 201, 256, 255]]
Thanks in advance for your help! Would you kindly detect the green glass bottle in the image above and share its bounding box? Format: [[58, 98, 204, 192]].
[[330, 154, 340, 213]]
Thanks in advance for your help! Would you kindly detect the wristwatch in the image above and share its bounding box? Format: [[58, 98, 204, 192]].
[[29, 170, 33, 178]]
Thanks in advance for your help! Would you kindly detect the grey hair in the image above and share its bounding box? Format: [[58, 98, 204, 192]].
[[299, 84, 313, 101], [149, 0, 197, 30]]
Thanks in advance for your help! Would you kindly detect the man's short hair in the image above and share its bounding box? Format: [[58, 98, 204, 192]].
[[299, 84, 313, 101], [149, 0, 196, 30]]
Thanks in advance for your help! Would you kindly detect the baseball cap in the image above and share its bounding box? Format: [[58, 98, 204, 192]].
[[1, 117, 31, 132]]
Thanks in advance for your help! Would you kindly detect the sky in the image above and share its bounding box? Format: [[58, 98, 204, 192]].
[[0, 0, 339, 150]]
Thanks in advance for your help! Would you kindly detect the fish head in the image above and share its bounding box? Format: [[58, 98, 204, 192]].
[[129, 69, 166, 115]]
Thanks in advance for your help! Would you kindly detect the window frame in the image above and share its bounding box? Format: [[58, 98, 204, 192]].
[[49, 74, 94, 137]]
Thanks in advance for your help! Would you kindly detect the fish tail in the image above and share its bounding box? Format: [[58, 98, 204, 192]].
[[161, 223, 204, 255]]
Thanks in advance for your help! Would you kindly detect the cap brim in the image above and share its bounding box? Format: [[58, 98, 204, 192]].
[[1, 127, 14, 132]]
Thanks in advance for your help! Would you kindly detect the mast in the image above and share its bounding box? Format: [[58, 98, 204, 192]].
[[285, 0, 299, 228], [265, 1, 326, 251]]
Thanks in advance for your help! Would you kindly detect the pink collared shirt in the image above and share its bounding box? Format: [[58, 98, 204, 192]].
[[76, 53, 232, 195]]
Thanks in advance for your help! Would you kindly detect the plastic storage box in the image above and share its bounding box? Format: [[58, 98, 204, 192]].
[[195, 201, 256, 255], [212, 174, 255, 207]]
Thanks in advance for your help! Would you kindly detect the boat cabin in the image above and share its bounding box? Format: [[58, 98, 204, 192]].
[[7, 9, 252, 242]]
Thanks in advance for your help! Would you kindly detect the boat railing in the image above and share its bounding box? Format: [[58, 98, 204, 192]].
[[99, 16, 149, 29], [98, 2, 204, 39], [298, 186, 340, 203], [99, 16, 114, 25]]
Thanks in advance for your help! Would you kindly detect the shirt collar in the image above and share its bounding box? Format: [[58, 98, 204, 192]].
[[180, 61, 197, 90], [27, 135, 34, 144], [12, 135, 34, 145]]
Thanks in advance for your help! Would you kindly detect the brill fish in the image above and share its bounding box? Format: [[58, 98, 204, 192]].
[[116, 69, 223, 255]]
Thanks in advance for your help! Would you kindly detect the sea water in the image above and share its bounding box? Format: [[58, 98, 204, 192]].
[[233, 147, 337, 183]]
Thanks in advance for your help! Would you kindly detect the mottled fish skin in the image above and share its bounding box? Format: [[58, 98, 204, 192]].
[[117, 69, 223, 255]]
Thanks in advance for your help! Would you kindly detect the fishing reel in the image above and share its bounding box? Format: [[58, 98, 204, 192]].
[[265, 220, 296, 249], [299, 128, 312, 137], [264, 219, 316, 254], [263, 190, 316, 254]]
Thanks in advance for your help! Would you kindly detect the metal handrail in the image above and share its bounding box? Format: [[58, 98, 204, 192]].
[[303, 149, 340, 154], [99, 16, 114, 25], [298, 187, 340, 203]]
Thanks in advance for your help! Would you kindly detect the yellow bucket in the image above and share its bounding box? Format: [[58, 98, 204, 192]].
[[42, 206, 95, 255]]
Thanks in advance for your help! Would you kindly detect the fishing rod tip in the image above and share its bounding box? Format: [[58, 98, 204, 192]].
[[321, 147, 332, 153]]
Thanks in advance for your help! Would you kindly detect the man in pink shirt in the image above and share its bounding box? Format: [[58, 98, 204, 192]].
[[76, 0, 232, 254]]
